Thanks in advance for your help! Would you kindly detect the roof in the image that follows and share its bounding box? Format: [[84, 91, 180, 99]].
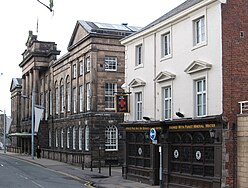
[[144, 0, 204, 30], [67, 20, 141, 50], [122, 0, 205, 40], [10, 78, 22, 92], [78, 20, 141, 34]]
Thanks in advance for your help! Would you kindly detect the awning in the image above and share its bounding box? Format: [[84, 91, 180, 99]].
[[8, 132, 37, 138]]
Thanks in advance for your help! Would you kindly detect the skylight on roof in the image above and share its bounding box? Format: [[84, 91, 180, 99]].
[[95, 22, 130, 31]]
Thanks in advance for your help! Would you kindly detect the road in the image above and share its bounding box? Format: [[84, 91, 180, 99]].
[[0, 154, 88, 188]]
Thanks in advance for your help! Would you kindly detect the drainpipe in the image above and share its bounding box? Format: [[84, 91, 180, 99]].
[[154, 33, 157, 119]]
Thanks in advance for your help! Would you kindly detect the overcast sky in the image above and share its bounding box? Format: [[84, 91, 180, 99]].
[[0, 0, 185, 116]]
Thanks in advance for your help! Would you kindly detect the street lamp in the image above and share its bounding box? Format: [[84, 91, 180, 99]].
[[22, 89, 35, 160]]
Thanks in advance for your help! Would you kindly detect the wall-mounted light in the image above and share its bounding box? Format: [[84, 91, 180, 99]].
[[209, 128, 215, 138], [209, 128, 220, 142], [176, 112, 184, 118], [143, 116, 151, 121], [144, 132, 149, 139]]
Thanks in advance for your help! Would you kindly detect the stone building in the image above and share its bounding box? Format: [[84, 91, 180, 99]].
[[121, 0, 248, 187], [0, 114, 4, 147], [9, 21, 139, 166]]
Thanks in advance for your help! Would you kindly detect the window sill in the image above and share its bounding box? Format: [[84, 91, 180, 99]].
[[105, 149, 118, 152], [105, 108, 115, 111], [160, 54, 172, 62], [105, 69, 117, 72], [134, 64, 144, 70], [192, 41, 207, 51]]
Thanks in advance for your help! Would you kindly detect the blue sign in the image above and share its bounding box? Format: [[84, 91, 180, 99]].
[[150, 128, 156, 140]]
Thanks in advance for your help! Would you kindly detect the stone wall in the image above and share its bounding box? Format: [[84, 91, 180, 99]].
[[237, 114, 248, 188]]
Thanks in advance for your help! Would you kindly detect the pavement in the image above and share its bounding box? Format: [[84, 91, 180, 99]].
[[0, 150, 159, 188]]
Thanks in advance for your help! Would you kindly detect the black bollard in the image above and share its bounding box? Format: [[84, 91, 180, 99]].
[[109, 164, 111, 176], [91, 160, 93, 171], [82, 162, 84, 170]]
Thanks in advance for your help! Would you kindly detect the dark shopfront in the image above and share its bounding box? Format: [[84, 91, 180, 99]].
[[122, 116, 223, 188]]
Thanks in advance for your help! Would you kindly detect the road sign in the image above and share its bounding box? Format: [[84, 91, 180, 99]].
[[150, 128, 156, 140]]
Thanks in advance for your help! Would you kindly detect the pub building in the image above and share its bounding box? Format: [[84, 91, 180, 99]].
[[122, 116, 223, 187], [120, 0, 245, 187]]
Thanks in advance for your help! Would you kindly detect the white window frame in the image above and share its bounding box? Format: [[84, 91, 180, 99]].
[[105, 56, 117, 71], [60, 84, 64, 112], [67, 127, 70, 149], [163, 86, 172, 120], [61, 129, 64, 148], [85, 126, 89, 151], [67, 81, 71, 112], [162, 32, 171, 58], [79, 85, 83, 112], [55, 129, 58, 147], [49, 91, 52, 116], [79, 127, 82, 150], [79, 60, 84, 75], [73, 88, 77, 113], [135, 44, 142, 66], [105, 83, 117, 109], [194, 16, 205, 46], [73, 64, 77, 78], [196, 78, 206, 117], [135, 92, 143, 121], [105, 125, 118, 151], [86, 57, 90, 72], [73, 126, 76, 150], [49, 129, 52, 147], [86, 83, 91, 111], [55, 87, 58, 114], [45, 91, 49, 120]]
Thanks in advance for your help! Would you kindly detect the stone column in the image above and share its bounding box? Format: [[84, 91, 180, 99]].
[[22, 77, 26, 120], [26, 73, 29, 118], [33, 68, 39, 105], [29, 71, 33, 117]]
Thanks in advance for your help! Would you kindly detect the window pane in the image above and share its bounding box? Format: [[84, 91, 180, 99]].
[[105, 125, 118, 150], [135, 92, 142, 120], [196, 79, 206, 116], [105, 83, 116, 109], [105, 56, 117, 71]]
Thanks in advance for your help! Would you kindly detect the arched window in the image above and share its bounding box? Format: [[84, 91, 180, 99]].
[[55, 81, 58, 114], [66, 76, 71, 112], [61, 129, 64, 148], [48, 129, 52, 147], [79, 127, 82, 150], [105, 125, 118, 151], [73, 126, 76, 150], [85, 126, 89, 151], [67, 127, 70, 149], [60, 79, 64, 113], [55, 129, 58, 147]]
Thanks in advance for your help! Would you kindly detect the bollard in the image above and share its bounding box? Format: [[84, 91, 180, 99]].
[[91, 160, 93, 171], [109, 164, 111, 176], [82, 162, 84, 170]]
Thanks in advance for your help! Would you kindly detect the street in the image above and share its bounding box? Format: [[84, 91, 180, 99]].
[[0, 155, 88, 188]]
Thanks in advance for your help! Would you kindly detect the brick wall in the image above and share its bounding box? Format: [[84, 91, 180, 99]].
[[222, 1, 248, 187]]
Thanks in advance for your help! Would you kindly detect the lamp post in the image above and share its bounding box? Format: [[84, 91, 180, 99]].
[[22, 89, 35, 160], [31, 90, 35, 160]]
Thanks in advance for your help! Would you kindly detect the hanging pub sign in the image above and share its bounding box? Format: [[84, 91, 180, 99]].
[[115, 94, 130, 113]]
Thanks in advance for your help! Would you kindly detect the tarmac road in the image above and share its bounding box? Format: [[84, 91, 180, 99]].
[[0, 154, 88, 188]]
